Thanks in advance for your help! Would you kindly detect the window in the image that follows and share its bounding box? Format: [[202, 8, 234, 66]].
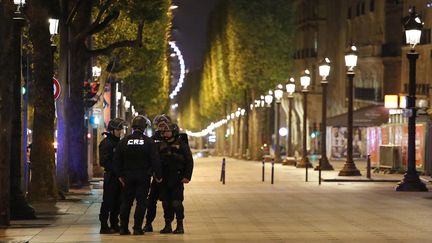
[[356, 3, 360, 16], [348, 7, 352, 19], [361, 2, 365, 14], [370, 0, 375, 11]]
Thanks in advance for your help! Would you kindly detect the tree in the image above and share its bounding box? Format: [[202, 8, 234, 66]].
[[56, 0, 170, 189], [26, 0, 59, 200], [92, 0, 171, 117], [182, 0, 295, 159], [0, 0, 16, 226]]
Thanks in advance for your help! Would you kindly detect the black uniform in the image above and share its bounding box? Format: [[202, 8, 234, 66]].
[[99, 132, 121, 231], [144, 132, 164, 227], [159, 134, 193, 222], [144, 132, 191, 228], [113, 131, 162, 232]]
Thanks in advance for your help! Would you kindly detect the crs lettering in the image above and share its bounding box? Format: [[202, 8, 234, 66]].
[[127, 139, 145, 145]]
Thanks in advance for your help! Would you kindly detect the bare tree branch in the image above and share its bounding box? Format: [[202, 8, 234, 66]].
[[93, 0, 115, 27], [66, 0, 84, 25], [72, 9, 119, 43], [88, 10, 119, 36], [88, 22, 144, 57]]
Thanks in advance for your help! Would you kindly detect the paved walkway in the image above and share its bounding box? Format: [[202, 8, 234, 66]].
[[1, 156, 432, 242]]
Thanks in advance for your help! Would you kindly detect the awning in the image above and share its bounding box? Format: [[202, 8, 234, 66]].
[[327, 105, 389, 127]]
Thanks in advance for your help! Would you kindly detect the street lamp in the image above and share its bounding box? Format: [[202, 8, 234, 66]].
[[297, 70, 313, 169], [274, 84, 284, 163], [283, 78, 296, 165], [396, 8, 428, 191], [49, 18, 59, 51], [92, 66, 102, 78], [13, 0, 25, 19], [265, 90, 273, 107], [338, 45, 361, 176], [264, 90, 274, 156], [49, 18, 59, 37], [317, 58, 334, 172]]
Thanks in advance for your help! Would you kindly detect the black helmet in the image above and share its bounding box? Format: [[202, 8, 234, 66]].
[[153, 114, 171, 126], [132, 115, 151, 130], [153, 114, 171, 132], [169, 123, 180, 136], [107, 118, 127, 131]]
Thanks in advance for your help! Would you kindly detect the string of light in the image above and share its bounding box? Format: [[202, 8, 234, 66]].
[[169, 41, 186, 100], [185, 97, 270, 138]]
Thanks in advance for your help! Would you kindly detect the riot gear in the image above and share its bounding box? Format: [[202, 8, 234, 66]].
[[113, 128, 162, 235], [107, 118, 127, 131], [99, 121, 124, 234], [131, 115, 151, 131], [157, 126, 193, 234]]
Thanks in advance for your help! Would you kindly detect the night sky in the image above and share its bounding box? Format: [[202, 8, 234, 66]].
[[171, 0, 220, 71]]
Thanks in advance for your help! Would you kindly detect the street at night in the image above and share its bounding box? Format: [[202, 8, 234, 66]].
[[2, 0, 432, 242], [2, 156, 432, 242]]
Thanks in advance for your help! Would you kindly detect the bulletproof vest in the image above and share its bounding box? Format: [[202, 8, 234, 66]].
[[121, 132, 151, 171], [159, 136, 185, 171]]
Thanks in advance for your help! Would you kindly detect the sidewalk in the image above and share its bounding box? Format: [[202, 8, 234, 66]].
[[1, 156, 432, 242]]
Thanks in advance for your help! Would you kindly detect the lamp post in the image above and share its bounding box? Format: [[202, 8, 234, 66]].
[[274, 84, 284, 163], [265, 90, 273, 156], [316, 58, 334, 171], [338, 45, 361, 176], [283, 78, 296, 165], [49, 18, 59, 65], [236, 109, 241, 158], [240, 108, 246, 159], [297, 70, 313, 169], [396, 8, 428, 191], [11, 0, 35, 220]]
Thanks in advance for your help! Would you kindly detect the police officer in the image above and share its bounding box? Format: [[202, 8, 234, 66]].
[[159, 123, 193, 234], [143, 114, 172, 232], [113, 115, 162, 235], [99, 118, 126, 234]]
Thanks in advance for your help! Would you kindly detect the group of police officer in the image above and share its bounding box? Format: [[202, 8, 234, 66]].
[[98, 114, 193, 236]]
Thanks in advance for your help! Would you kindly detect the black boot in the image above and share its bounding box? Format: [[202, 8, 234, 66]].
[[143, 222, 153, 232], [160, 219, 172, 234], [119, 226, 131, 235], [110, 224, 120, 233], [99, 214, 111, 234], [133, 228, 144, 235], [173, 220, 184, 234]]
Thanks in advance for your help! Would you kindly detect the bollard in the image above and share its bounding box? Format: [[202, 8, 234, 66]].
[[318, 162, 322, 186], [222, 159, 226, 184], [366, 154, 371, 179], [305, 162, 308, 182], [262, 159, 265, 182], [271, 159, 275, 184], [220, 158, 225, 182]]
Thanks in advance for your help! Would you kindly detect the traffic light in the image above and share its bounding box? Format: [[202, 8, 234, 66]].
[[83, 80, 100, 107]]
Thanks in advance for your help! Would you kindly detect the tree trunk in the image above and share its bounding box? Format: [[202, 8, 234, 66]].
[[10, 11, 36, 220], [67, 0, 92, 187], [0, 1, 15, 226], [56, 0, 70, 193], [27, 0, 58, 201]]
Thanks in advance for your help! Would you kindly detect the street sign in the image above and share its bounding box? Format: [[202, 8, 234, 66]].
[[53, 77, 61, 100]]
